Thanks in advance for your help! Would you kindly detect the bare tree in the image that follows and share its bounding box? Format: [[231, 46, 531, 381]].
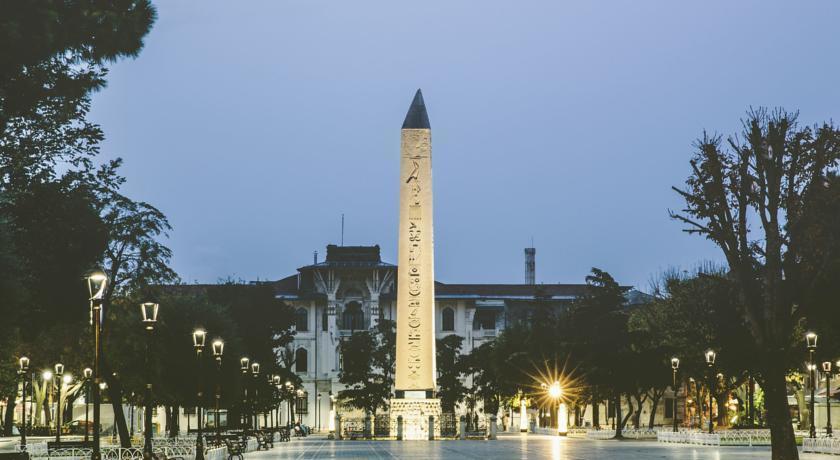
[[671, 109, 840, 460]]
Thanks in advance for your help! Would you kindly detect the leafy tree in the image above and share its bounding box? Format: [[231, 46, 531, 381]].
[[337, 320, 395, 416], [671, 109, 840, 459], [569, 269, 631, 435], [436, 335, 468, 413], [0, 1, 156, 134]]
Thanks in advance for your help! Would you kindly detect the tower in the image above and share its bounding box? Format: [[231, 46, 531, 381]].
[[391, 89, 441, 440], [525, 247, 536, 285]]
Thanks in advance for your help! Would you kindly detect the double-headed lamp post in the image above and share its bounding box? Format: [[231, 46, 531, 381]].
[[806, 332, 818, 439], [239, 357, 250, 429], [212, 340, 224, 443], [83, 368, 93, 443], [704, 349, 716, 434], [823, 361, 833, 437], [251, 362, 261, 429], [192, 329, 207, 460], [54, 363, 64, 444], [87, 270, 108, 460], [141, 302, 159, 459], [18, 357, 30, 451], [671, 358, 680, 433]]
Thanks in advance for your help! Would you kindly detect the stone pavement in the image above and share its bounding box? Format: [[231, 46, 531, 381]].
[[245, 433, 831, 459]]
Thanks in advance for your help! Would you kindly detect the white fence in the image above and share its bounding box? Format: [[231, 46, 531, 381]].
[[802, 437, 840, 455], [657, 429, 772, 446]]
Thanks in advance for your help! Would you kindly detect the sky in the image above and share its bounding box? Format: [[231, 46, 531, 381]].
[[89, 0, 840, 291]]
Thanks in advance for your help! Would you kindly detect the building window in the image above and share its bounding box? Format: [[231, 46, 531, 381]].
[[336, 345, 343, 371], [295, 348, 308, 373], [322, 310, 328, 331], [296, 394, 309, 415], [341, 302, 365, 331], [442, 307, 455, 331], [472, 310, 496, 330], [295, 308, 308, 332], [665, 398, 674, 418]]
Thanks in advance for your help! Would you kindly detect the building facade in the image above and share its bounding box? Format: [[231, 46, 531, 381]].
[[271, 244, 654, 430]]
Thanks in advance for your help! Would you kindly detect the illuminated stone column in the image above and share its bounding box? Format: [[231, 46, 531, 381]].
[[390, 89, 441, 440]]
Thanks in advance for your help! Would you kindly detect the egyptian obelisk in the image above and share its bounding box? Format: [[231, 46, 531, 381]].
[[391, 89, 441, 440]]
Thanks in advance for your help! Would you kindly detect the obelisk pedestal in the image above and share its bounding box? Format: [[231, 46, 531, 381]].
[[389, 89, 441, 440]]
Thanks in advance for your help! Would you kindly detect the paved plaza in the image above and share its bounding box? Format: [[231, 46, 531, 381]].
[[245, 434, 830, 459]]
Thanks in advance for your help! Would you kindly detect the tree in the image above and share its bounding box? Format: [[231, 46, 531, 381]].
[[0, 1, 156, 134], [671, 109, 840, 459], [569, 269, 631, 437], [436, 335, 468, 413]]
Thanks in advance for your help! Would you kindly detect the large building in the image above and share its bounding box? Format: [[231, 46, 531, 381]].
[[268, 244, 651, 430]]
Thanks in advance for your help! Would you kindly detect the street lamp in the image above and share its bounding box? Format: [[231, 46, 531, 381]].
[[54, 363, 64, 444], [704, 349, 716, 434], [141, 302, 159, 459], [83, 368, 93, 443], [240, 357, 250, 429], [192, 329, 207, 460], [87, 270, 108, 460], [806, 332, 818, 439], [823, 361, 833, 437], [671, 357, 680, 433], [18, 357, 30, 452], [273, 375, 282, 428], [544, 381, 564, 435], [212, 339, 224, 443], [251, 362, 260, 430], [295, 389, 305, 425]]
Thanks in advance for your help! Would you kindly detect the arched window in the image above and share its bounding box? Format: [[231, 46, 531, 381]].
[[295, 308, 309, 332], [342, 302, 365, 331], [442, 307, 455, 331], [295, 348, 308, 373]]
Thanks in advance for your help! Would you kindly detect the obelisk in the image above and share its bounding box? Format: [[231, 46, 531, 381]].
[[391, 89, 441, 440]]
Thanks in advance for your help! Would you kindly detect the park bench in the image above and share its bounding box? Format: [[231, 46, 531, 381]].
[[255, 431, 272, 450], [277, 427, 291, 442], [47, 440, 92, 451], [0, 453, 29, 460], [343, 427, 366, 440], [223, 439, 244, 460]]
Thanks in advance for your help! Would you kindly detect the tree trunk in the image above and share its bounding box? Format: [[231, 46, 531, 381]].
[[102, 361, 131, 447], [648, 390, 663, 429], [3, 395, 15, 436], [621, 395, 634, 430], [717, 393, 728, 427], [592, 388, 600, 428], [764, 361, 799, 460], [613, 393, 622, 439]]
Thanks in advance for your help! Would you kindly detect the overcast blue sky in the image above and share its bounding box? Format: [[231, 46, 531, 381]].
[[90, 0, 840, 290]]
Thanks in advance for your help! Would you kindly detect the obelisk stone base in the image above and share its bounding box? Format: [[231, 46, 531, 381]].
[[390, 398, 441, 440]]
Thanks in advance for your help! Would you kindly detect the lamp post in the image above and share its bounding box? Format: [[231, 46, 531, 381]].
[[704, 349, 716, 434], [83, 368, 92, 443], [87, 270, 108, 460], [239, 357, 250, 430], [212, 340, 224, 443], [53, 363, 64, 444], [671, 357, 680, 433], [806, 332, 818, 439], [141, 302, 159, 459], [18, 357, 30, 452], [193, 329, 206, 460], [273, 375, 282, 428], [823, 361, 833, 437], [285, 381, 293, 426], [317, 393, 322, 432], [251, 362, 260, 430]]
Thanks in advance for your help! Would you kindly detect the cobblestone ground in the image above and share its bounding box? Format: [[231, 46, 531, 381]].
[[246, 434, 828, 459]]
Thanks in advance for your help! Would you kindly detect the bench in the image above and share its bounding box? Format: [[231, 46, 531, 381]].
[[277, 427, 291, 442], [255, 432, 272, 450], [343, 428, 366, 440], [223, 439, 244, 460], [47, 441, 92, 450], [0, 454, 30, 460]]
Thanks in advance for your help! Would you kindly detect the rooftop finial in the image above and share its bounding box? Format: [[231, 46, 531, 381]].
[[401, 89, 430, 129]]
